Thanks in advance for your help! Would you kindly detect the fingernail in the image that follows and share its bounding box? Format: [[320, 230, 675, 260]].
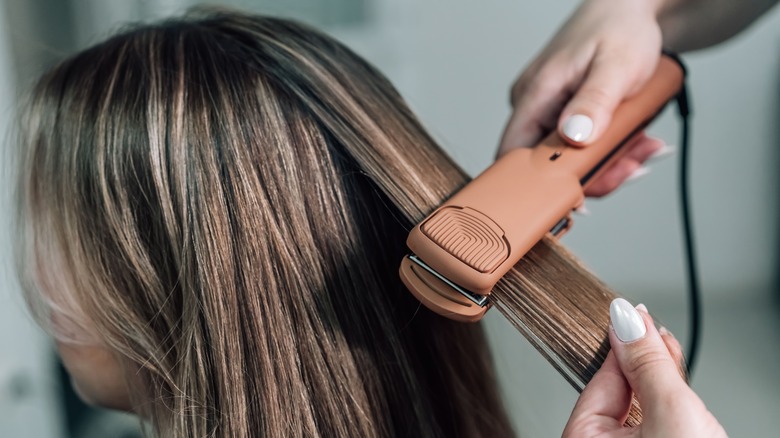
[[659, 326, 674, 337], [610, 298, 647, 342], [574, 203, 590, 216], [636, 303, 648, 313], [562, 114, 594, 142], [625, 166, 651, 183], [647, 144, 676, 163]]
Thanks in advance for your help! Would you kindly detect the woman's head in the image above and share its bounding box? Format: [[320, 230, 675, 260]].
[[17, 9, 512, 437]]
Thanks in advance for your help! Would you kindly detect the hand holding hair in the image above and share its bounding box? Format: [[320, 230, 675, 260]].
[[563, 299, 727, 437]]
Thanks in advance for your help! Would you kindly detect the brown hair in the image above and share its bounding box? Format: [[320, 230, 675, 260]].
[[16, 9, 638, 437]]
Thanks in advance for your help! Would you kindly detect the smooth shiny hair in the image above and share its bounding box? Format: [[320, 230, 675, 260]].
[[16, 9, 643, 438], [17, 10, 514, 437]]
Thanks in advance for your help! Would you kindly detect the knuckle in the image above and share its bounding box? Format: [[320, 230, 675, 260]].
[[510, 62, 544, 104], [602, 177, 623, 195], [625, 348, 673, 379], [585, 185, 610, 198], [663, 334, 684, 358], [590, 171, 623, 197], [563, 418, 604, 438], [577, 87, 616, 112], [526, 65, 566, 98], [509, 77, 527, 106]]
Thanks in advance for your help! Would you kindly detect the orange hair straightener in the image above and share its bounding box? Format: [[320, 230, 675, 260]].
[[400, 55, 685, 322]]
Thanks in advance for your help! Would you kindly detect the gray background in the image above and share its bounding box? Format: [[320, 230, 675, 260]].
[[1, 0, 778, 436]]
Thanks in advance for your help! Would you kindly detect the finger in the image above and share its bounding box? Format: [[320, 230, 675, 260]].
[[564, 351, 632, 435], [584, 160, 642, 197], [583, 135, 664, 196], [659, 326, 688, 382], [497, 107, 554, 158], [558, 53, 651, 146], [498, 65, 575, 157], [609, 299, 691, 418], [623, 134, 666, 163]]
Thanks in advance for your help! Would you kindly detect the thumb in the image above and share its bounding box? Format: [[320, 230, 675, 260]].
[[609, 298, 691, 419], [558, 55, 651, 145]]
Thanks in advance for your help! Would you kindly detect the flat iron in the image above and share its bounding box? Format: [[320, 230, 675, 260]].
[[400, 55, 685, 322]]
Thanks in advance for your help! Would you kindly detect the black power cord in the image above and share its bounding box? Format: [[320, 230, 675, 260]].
[[667, 52, 701, 377]]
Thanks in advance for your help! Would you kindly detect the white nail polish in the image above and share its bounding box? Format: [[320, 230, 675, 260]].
[[562, 114, 594, 142], [610, 298, 647, 342], [574, 203, 590, 216], [647, 145, 676, 163], [625, 166, 651, 183]]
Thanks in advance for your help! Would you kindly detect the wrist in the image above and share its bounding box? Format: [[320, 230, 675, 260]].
[[654, 0, 698, 51], [641, 0, 668, 17], [583, 0, 666, 22]]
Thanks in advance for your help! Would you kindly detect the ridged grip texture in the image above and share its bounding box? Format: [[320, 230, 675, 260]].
[[421, 207, 509, 273]]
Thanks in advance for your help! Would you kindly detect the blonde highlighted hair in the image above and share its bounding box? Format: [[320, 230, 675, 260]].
[[17, 9, 641, 437]]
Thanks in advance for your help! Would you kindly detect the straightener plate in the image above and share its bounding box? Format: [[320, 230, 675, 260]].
[[408, 255, 489, 307]]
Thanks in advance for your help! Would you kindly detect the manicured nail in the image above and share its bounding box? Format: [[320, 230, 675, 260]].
[[647, 144, 676, 163], [636, 303, 648, 313], [574, 203, 590, 216], [659, 326, 674, 337], [625, 166, 651, 183], [610, 298, 647, 342], [562, 114, 594, 142]]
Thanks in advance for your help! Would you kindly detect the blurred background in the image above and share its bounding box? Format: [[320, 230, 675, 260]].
[[1, 0, 778, 436]]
